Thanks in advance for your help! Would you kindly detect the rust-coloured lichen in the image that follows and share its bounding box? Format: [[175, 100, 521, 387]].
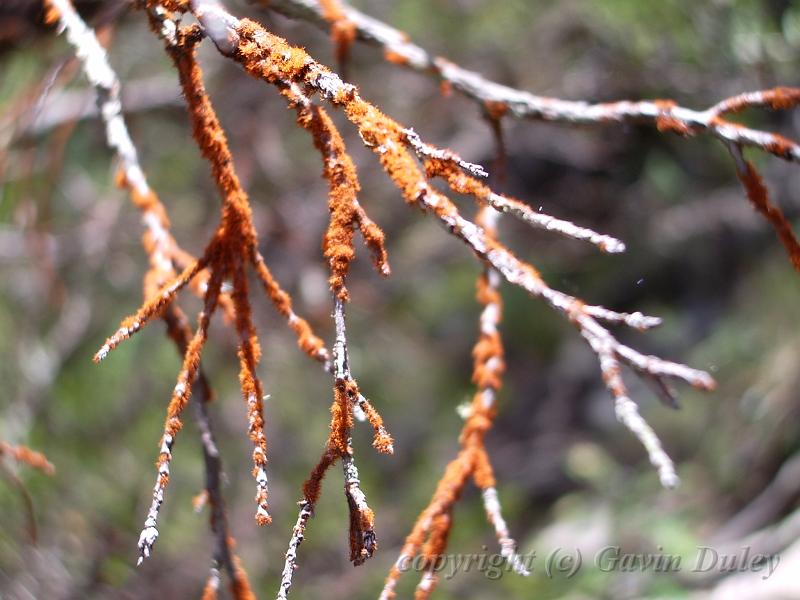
[[736, 159, 800, 272], [484, 100, 508, 121], [45, 0, 800, 595], [655, 100, 692, 136], [320, 0, 356, 70], [0, 442, 55, 475], [383, 49, 409, 66]]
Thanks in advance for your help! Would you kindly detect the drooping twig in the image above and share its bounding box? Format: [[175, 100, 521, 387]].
[[43, 0, 239, 570], [276, 294, 388, 598], [162, 306, 255, 598], [382, 205, 528, 599], [727, 143, 800, 271]]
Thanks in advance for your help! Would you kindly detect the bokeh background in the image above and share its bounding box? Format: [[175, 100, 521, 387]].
[[2, 0, 800, 598]]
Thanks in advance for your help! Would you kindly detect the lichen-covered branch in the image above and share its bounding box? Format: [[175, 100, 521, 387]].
[[186, 4, 714, 475], [37, 1, 800, 597], [258, 0, 800, 163]]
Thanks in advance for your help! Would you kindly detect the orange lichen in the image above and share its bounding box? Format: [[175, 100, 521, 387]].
[[201, 577, 217, 600], [320, 0, 356, 69], [276, 82, 389, 298], [296, 376, 384, 567], [655, 100, 692, 136], [51, 1, 799, 593], [384, 49, 410, 66], [193, 489, 209, 512], [357, 393, 394, 454], [109, 24, 295, 530], [162, 273, 221, 441], [114, 171, 236, 321], [484, 100, 508, 121], [151, 0, 188, 12], [93, 259, 204, 362], [472, 447, 496, 489], [302, 448, 338, 505], [42, 0, 60, 26], [169, 30, 275, 525], [252, 252, 328, 360], [299, 99, 359, 297], [717, 86, 800, 114], [736, 160, 800, 271], [0, 442, 55, 475], [348, 499, 376, 565], [330, 379, 356, 454], [383, 451, 475, 597], [416, 511, 451, 599], [354, 204, 391, 277], [230, 552, 257, 600], [382, 241, 507, 595], [765, 134, 797, 160], [764, 87, 800, 111]]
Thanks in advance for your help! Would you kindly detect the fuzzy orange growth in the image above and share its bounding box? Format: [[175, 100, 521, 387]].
[[42, 0, 61, 26], [193, 489, 209, 512], [654, 100, 692, 136], [348, 498, 376, 565], [231, 19, 420, 210], [225, 18, 526, 294], [737, 161, 800, 272], [384, 452, 475, 584], [116, 168, 233, 318], [330, 379, 356, 454], [170, 35, 278, 526], [320, 0, 356, 67], [302, 448, 338, 504], [720, 87, 800, 113], [162, 289, 218, 438], [472, 343, 504, 390], [278, 83, 389, 288], [765, 133, 797, 160], [229, 552, 257, 600], [387, 199, 506, 591], [201, 576, 218, 600], [355, 205, 391, 277], [358, 395, 394, 454], [293, 98, 361, 298], [439, 79, 453, 98], [155, 274, 222, 491], [147, 0, 188, 12], [420, 510, 451, 572], [0, 442, 55, 475], [94, 259, 204, 362], [252, 252, 328, 360], [236, 20, 310, 84], [472, 447, 496, 490], [484, 100, 509, 121], [384, 49, 410, 66], [344, 103, 434, 207], [173, 45, 258, 255], [115, 173, 169, 226], [414, 513, 451, 599], [764, 87, 800, 111], [231, 261, 271, 526]]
